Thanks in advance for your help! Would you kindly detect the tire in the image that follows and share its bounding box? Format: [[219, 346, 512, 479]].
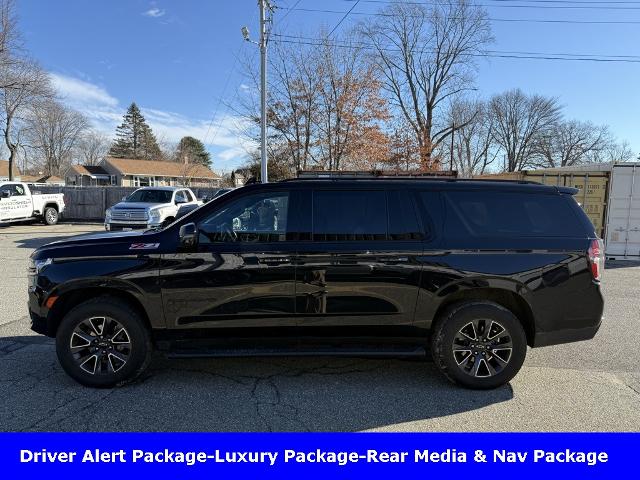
[[55, 297, 152, 388], [431, 301, 527, 389], [43, 206, 58, 225]]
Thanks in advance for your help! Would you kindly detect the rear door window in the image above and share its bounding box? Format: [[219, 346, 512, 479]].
[[443, 190, 585, 238], [313, 190, 387, 241], [387, 190, 423, 240]]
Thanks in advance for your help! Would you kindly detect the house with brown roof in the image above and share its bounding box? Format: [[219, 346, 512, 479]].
[[65, 157, 221, 187], [0, 160, 22, 181], [65, 165, 114, 186], [101, 157, 220, 187]]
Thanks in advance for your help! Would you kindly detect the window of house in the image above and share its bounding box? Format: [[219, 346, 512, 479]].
[[110, 175, 117, 186], [133, 176, 156, 187]]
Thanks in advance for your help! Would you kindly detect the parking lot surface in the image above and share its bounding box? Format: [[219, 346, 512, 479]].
[[1, 223, 639, 431]]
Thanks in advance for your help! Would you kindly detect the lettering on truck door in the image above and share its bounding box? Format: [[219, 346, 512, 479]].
[[0, 184, 32, 221]]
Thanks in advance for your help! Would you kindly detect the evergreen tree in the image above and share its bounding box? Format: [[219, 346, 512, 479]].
[[176, 136, 211, 166], [109, 102, 161, 159]]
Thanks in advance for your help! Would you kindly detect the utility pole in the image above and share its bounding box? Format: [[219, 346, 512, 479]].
[[449, 123, 455, 173], [242, 1, 272, 183], [259, 0, 271, 183]]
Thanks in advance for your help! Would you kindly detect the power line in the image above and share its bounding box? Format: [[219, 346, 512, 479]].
[[273, 33, 640, 59], [271, 36, 640, 63], [341, 0, 640, 10], [284, 6, 640, 24], [203, 43, 244, 148], [278, 0, 304, 23], [329, 0, 361, 37]]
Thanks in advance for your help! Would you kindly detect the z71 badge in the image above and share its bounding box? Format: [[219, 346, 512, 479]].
[[129, 243, 160, 250]]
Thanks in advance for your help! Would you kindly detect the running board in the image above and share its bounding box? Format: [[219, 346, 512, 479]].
[[167, 345, 427, 359]]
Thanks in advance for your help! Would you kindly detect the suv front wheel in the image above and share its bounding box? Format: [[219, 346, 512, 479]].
[[431, 301, 527, 389], [55, 297, 152, 388]]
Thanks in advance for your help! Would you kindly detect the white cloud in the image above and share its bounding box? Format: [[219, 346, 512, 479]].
[[50, 73, 252, 169], [143, 7, 165, 18], [50, 73, 118, 108]]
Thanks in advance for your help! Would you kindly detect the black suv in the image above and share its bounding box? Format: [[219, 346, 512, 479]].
[[28, 178, 604, 389]]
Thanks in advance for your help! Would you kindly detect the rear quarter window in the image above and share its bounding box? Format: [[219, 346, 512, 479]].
[[443, 190, 586, 238]]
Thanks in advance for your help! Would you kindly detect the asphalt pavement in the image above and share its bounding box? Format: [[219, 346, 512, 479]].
[[0, 223, 638, 432]]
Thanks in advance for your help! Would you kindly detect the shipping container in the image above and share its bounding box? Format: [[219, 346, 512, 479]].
[[604, 163, 640, 259]]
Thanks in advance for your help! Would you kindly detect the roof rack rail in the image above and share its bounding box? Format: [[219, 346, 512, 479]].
[[284, 170, 458, 181], [278, 170, 540, 184]]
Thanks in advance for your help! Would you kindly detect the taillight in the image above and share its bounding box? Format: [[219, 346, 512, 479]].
[[588, 238, 605, 282]]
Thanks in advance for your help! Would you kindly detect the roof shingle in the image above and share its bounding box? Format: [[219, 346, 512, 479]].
[[68, 165, 110, 176], [104, 157, 219, 179]]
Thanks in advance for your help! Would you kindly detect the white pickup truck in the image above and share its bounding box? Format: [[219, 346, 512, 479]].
[[105, 186, 202, 231], [0, 182, 65, 225]]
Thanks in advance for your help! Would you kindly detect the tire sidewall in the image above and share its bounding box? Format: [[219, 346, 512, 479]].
[[56, 300, 151, 388], [433, 302, 527, 389]]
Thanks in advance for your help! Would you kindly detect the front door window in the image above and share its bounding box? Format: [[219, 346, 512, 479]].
[[198, 192, 290, 243]]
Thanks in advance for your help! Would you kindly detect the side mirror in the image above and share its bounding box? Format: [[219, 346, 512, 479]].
[[175, 197, 186, 205], [179, 222, 198, 249], [0, 190, 11, 199]]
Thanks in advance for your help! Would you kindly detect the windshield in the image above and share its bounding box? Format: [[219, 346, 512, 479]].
[[126, 189, 173, 203]]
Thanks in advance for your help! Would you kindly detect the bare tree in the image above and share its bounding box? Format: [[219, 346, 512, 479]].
[[589, 139, 635, 164], [240, 30, 389, 174], [531, 120, 611, 168], [360, 0, 492, 170], [25, 99, 88, 175], [1, 58, 53, 180], [314, 36, 389, 171], [76, 129, 110, 166], [447, 99, 497, 177], [489, 89, 562, 172], [0, 0, 20, 69], [265, 40, 321, 172]]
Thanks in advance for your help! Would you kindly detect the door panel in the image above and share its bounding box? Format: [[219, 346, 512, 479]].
[[295, 243, 423, 326], [160, 246, 296, 329], [0, 184, 31, 220], [159, 189, 298, 329], [294, 188, 424, 327]]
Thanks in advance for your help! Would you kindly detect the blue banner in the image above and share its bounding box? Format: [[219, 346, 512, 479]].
[[0, 433, 636, 479]]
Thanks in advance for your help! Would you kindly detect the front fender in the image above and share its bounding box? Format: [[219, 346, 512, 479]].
[[33, 255, 165, 330]]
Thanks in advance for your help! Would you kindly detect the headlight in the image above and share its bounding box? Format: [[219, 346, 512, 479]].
[[105, 208, 112, 220], [148, 209, 161, 221], [28, 258, 52, 275]]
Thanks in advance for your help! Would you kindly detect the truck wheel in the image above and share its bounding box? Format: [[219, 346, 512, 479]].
[[43, 207, 59, 225], [55, 297, 152, 388], [431, 302, 527, 390]]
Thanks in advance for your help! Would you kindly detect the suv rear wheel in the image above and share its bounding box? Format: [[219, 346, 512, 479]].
[[431, 302, 527, 389], [55, 297, 152, 388]]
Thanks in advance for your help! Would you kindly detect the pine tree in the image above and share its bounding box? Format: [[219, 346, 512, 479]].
[[109, 102, 161, 159], [176, 136, 211, 166]]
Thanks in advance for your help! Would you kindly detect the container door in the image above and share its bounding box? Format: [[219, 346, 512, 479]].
[[606, 164, 640, 259]]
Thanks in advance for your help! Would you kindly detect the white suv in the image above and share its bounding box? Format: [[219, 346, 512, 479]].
[[105, 186, 202, 231]]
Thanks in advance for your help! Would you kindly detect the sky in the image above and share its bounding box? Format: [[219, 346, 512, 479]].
[[15, 0, 640, 173]]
